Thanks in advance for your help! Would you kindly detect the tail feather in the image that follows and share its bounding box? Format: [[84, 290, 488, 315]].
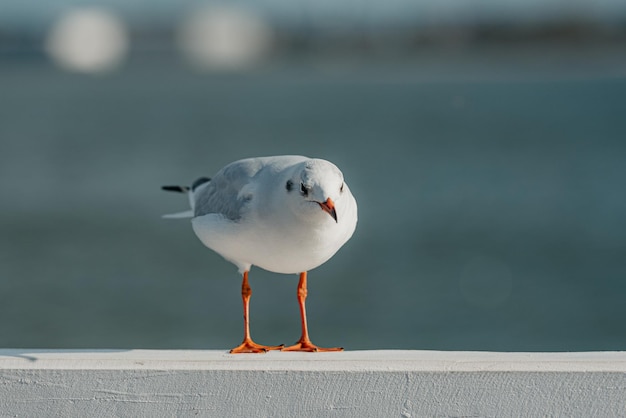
[[162, 210, 194, 219], [161, 178, 210, 219]]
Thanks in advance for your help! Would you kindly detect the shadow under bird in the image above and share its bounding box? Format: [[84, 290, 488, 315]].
[[162, 155, 358, 353]]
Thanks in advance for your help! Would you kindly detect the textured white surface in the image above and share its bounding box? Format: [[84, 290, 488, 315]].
[[1, 350, 625, 416]]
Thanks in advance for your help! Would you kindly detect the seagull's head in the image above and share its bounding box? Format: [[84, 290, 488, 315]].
[[285, 159, 348, 223]]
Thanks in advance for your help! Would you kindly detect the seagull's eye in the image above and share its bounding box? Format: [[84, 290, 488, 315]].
[[286, 180, 293, 192], [340, 183, 344, 193], [300, 182, 308, 197]]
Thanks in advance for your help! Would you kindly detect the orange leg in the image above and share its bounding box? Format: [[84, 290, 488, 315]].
[[282, 272, 343, 352], [230, 271, 284, 354]]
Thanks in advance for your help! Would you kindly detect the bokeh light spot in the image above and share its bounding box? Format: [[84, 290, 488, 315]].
[[45, 8, 129, 74], [177, 5, 273, 71]]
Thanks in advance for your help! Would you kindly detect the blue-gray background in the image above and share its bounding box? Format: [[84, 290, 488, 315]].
[[1, 1, 625, 351]]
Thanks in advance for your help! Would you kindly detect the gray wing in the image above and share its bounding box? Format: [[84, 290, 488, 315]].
[[193, 158, 264, 220]]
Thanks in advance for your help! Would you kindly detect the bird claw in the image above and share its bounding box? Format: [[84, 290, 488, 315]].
[[229, 339, 284, 354], [282, 339, 343, 352]]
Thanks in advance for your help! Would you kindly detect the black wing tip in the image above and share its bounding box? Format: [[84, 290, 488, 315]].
[[162, 185, 190, 193], [191, 177, 211, 191], [162, 177, 210, 193]]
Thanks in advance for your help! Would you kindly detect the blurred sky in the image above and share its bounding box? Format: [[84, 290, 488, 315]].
[[3, 0, 626, 31]]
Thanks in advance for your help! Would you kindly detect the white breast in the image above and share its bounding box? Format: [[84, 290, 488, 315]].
[[191, 191, 357, 275]]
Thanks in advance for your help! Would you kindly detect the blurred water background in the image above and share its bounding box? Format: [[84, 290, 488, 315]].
[[1, 0, 625, 351]]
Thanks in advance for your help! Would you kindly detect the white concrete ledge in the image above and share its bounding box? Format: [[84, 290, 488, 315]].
[[1, 349, 625, 416]]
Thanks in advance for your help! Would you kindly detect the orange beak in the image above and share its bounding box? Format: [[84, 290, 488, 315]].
[[318, 198, 338, 222]]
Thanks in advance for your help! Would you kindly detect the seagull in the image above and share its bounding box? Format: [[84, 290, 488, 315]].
[[162, 155, 358, 353]]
